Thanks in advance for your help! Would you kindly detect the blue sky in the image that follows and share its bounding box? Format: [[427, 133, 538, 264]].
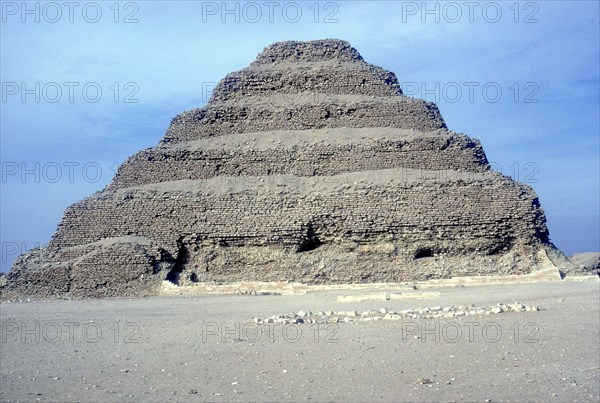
[[1, 0, 599, 272]]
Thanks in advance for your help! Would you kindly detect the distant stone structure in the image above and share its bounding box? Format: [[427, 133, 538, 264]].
[[568, 253, 600, 276], [2, 39, 572, 299]]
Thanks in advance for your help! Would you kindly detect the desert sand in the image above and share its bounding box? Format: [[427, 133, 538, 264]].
[[1, 279, 598, 402]]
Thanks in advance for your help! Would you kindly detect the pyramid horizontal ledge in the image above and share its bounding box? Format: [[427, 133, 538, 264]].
[[168, 127, 468, 151], [164, 95, 446, 142], [109, 128, 489, 190], [107, 167, 505, 197], [210, 62, 401, 101]]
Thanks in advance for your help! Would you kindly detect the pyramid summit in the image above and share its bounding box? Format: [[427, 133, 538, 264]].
[[251, 39, 365, 63], [3, 39, 570, 299]]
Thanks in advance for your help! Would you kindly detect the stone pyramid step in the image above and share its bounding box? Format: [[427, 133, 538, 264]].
[[108, 128, 488, 190], [164, 94, 446, 142]]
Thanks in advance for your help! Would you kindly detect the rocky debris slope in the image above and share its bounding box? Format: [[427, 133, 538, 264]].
[[2, 39, 572, 300], [567, 253, 600, 276]]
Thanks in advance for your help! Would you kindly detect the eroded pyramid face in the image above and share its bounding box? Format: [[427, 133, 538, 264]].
[[4, 39, 558, 299]]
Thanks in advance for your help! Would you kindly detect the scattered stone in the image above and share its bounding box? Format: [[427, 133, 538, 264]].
[[263, 302, 540, 325]]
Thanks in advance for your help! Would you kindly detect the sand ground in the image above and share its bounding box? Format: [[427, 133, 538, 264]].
[[1, 280, 599, 402]]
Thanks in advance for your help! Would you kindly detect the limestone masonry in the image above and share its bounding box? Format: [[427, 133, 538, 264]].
[[2, 39, 573, 299]]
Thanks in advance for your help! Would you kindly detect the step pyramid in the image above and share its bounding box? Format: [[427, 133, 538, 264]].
[[3, 39, 568, 299]]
